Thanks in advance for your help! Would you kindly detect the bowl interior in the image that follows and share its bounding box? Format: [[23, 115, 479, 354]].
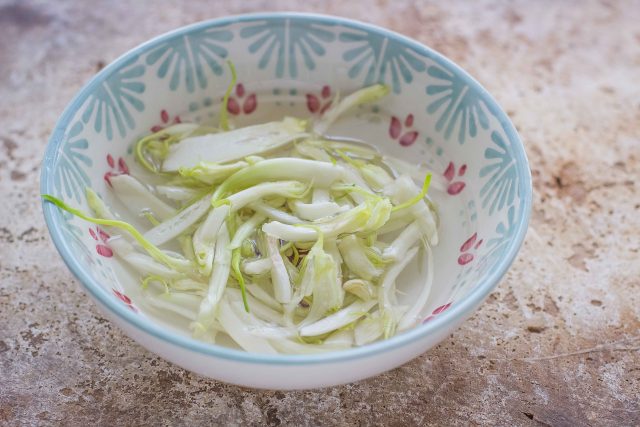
[[42, 14, 530, 355]]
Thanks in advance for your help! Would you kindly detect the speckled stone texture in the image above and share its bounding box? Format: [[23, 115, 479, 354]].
[[1, 0, 639, 425]]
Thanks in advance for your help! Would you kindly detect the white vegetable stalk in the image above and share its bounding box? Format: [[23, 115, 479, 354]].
[[178, 160, 248, 185], [290, 200, 348, 221], [108, 236, 185, 279], [109, 174, 176, 221], [379, 246, 420, 318], [398, 241, 434, 331], [144, 192, 212, 246], [192, 205, 230, 275], [300, 237, 344, 326], [217, 297, 278, 354], [246, 283, 281, 311], [385, 175, 438, 245], [155, 185, 202, 202], [213, 158, 345, 200], [262, 198, 392, 242], [382, 221, 421, 261], [312, 188, 330, 203], [144, 290, 203, 321], [266, 235, 292, 303], [314, 84, 389, 134], [242, 258, 272, 276], [338, 235, 382, 281], [299, 300, 377, 337], [249, 201, 305, 224], [226, 181, 308, 211], [229, 212, 266, 249], [354, 311, 384, 346], [163, 117, 307, 171], [195, 226, 231, 330]]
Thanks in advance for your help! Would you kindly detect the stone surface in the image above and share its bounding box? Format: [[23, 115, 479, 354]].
[[1, 0, 639, 425]]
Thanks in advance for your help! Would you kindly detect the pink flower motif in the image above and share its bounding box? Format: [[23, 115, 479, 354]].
[[227, 83, 257, 115], [89, 226, 113, 258], [443, 161, 467, 195], [306, 85, 332, 114], [151, 109, 182, 133], [422, 302, 452, 323], [389, 114, 419, 146], [457, 232, 483, 265], [104, 154, 129, 186], [112, 289, 137, 312]]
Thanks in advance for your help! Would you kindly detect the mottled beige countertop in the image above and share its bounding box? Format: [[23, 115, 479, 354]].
[[1, 0, 639, 425]]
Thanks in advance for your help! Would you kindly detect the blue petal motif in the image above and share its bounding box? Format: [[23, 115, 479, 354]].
[[338, 29, 426, 94], [479, 131, 518, 214], [425, 65, 489, 144], [146, 27, 233, 92], [53, 121, 92, 203], [240, 18, 335, 78], [82, 56, 146, 140]]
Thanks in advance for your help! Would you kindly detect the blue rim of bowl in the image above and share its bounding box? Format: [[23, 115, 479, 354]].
[[41, 12, 532, 365]]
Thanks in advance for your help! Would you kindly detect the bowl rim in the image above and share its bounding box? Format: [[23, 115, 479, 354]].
[[41, 11, 532, 365]]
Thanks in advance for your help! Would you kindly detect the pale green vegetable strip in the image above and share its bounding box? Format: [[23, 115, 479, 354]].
[[290, 200, 348, 221], [109, 174, 176, 221], [249, 201, 304, 225], [192, 205, 229, 274], [382, 221, 421, 261], [226, 288, 285, 325], [299, 300, 377, 337], [312, 188, 330, 203], [385, 175, 438, 245], [213, 158, 344, 200], [381, 156, 445, 192], [86, 188, 118, 221], [155, 185, 202, 202], [300, 236, 344, 326], [229, 212, 266, 250], [144, 192, 213, 246], [144, 291, 203, 321], [262, 198, 392, 242], [246, 283, 281, 311], [338, 235, 382, 281], [398, 242, 434, 331], [343, 279, 376, 301], [266, 235, 292, 303], [163, 118, 307, 171], [43, 193, 193, 273], [379, 246, 420, 312], [354, 311, 384, 346], [314, 84, 389, 134], [217, 297, 278, 354], [242, 258, 272, 276], [195, 226, 231, 330], [293, 142, 333, 162], [178, 160, 248, 185], [109, 236, 186, 279], [225, 181, 308, 211], [324, 329, 355, 347]]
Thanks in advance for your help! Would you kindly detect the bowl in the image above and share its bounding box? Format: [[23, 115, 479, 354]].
[[41, 12, 531, 390]]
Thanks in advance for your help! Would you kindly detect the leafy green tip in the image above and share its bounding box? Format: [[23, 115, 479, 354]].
[[219, 60, 237, 132]]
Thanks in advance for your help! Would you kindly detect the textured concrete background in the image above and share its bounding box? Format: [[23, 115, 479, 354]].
[[1, 0, 639, 425]]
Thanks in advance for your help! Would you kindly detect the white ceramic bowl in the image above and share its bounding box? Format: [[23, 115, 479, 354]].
[[41, 13, 531, 389]]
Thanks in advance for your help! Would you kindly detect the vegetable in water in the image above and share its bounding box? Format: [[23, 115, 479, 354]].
[[43, 74, 441, 354]]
